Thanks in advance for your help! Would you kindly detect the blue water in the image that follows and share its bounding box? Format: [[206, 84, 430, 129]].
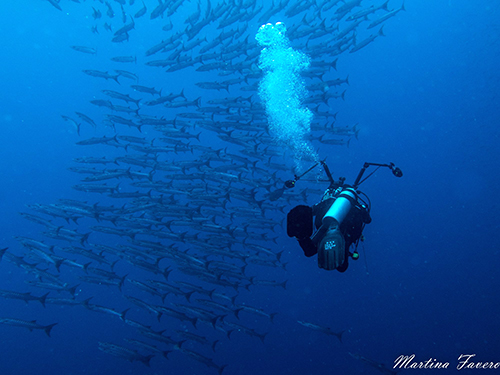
[[0, 1, 499, 374]]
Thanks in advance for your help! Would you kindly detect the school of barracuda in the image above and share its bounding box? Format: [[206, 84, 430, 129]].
[[1, 0, 404, 372]]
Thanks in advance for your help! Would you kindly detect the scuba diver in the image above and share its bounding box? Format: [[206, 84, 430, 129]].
[[280, 160, 402, 272]]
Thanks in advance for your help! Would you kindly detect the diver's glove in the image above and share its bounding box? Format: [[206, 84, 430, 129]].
[[317, 221, 345, 271]]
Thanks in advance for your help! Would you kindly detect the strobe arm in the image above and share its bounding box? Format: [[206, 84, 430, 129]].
[[353, 162, 403, 189], [320, 160, 335, 186], [284, 159, 330, 188]]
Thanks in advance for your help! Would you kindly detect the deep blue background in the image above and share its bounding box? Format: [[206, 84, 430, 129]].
[[0, 1, 499, 374]]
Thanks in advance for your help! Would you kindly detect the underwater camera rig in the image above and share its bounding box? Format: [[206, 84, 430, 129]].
[[284, 160, 403, 271]]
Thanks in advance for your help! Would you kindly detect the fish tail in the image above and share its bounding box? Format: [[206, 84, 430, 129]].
[[39, 292, 49, 308], [141, 354, 155, 367], [270, 312, 278, 324], [337, 329, 346, 343], [0, 247, 7, 262], [54, 259, 64, 273], [44, 323, 58, 337], [120, 308, 130, 321], [212, 339, 219, 352], [68, 284, 79, 297]]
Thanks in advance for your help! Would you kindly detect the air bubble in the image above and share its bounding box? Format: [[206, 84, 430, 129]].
[[256, 22, 317, 167]]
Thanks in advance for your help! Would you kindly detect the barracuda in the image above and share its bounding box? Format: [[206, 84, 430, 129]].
[[0, 318, 57, 337]]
